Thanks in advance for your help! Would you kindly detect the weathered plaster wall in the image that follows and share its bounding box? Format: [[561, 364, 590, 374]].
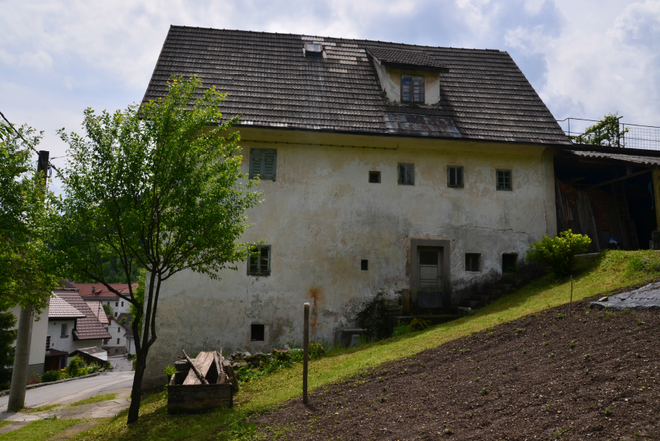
[[143, 134, 556, 385]]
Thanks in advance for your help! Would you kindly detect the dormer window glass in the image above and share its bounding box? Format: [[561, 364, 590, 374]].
[[401, 75, 424, 103]]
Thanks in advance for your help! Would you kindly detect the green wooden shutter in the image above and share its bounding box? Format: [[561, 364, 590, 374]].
[[263, 149, 276, 180], [250, 148, 263, 178]]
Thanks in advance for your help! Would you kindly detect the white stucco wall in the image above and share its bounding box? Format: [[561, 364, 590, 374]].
[[143, 133, 557, 384], [9, 305, 49, 376], [106, 318, 128, 349], [47, 319, 103, 356]]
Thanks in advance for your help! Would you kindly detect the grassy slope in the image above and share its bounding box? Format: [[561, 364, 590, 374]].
[[74, 250, 660, 441]]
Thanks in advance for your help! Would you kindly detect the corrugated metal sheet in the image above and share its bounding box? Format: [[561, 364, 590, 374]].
[[569, 150, 660, 166]]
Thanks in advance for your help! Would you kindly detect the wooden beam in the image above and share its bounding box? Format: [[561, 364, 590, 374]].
[[653, 170, 660, 231], [590, 169, 651, 188]]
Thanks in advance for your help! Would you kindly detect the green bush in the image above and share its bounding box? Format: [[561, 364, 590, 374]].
[[41, 370, 66, 382], [66, 355, 88, 378], [526, 230, 591, 278], [392, 321, 411, 337]]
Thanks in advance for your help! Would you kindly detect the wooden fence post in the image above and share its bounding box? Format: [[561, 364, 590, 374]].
[[303, 302, 309, 404]]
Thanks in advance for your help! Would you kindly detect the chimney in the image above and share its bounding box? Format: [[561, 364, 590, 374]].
[[92, 286, 97, 295]]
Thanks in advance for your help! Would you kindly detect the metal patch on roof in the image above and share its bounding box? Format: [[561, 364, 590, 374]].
[[384, 113, 462, 138]]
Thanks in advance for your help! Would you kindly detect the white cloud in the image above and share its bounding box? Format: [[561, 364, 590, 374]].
[[17, 50, 53, 72]]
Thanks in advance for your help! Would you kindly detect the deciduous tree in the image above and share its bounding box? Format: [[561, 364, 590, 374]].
[[53, 76, 261, 424]]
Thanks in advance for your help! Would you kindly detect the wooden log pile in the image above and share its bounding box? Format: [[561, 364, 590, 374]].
[[167, 349, 238, 413]]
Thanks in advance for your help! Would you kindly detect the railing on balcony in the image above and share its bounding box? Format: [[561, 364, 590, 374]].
[[557, 117, 660, 151]]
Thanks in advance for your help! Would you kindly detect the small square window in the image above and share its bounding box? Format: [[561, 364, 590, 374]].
[[497, 170, 512, 191], [401, 75, 424, 103], [248, 245, 271, 276], [369, 171, 381, 183], [447, 166, 464, 188], [502, 253, 518, 273], [398, 163, 414, 185], [361, 260, 369, 271], [465, 253, 481, 272], [249, 148, 277, 181], [251, 324, 265, 341]]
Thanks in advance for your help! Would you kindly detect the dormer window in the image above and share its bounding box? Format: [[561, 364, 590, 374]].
[[304, 42, 323, 57], [401, 75, 424, 103]]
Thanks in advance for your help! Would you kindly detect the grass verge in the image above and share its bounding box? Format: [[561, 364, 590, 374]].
[[0, 418, 79, 441], [70, 394, 117, 407], [73, 250, 660, 441], [20, 404, 61, 414]]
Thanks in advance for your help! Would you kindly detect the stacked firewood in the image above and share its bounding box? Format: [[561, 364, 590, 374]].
[[170, 349, 239, 392]]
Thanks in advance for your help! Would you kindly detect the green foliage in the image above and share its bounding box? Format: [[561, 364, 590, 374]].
[[0, 122, 59, 311], [355, 293, 389, 338], [526, 230, 591, 278], [571, 113, 629, 147], [391, 321, 411, 337], [41, 370, 66, 382], [164, 364, 176, 381], [52, 75, 262, 423], [102, 303, 114, 317], [66, 355, 88, 378], [0, 311, 17, 384]]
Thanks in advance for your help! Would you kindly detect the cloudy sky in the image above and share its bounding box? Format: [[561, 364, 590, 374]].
[[2, 0, 659, 180]]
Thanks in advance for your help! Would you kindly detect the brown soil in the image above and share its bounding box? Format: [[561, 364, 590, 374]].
[[254, 298, 660, 440]]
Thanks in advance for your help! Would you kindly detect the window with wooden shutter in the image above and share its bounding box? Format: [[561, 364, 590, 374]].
[[249, 148, 277, 180], [397, 163, 415, 185], [447, 165, 464, 188]]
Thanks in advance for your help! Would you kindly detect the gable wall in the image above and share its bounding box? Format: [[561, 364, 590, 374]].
[[144, 133, 556, 385]]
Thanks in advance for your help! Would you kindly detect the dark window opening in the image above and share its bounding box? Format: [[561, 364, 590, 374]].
[[502, 253, 518, 273], [251, 324, 265, 341], [248, 245, 271, 276], [401, 75, 424, 103], [447, 166, 464, 187], [369, 171, 381, 183], [361, 260, 369, 271], [398, 163, 414, 185], [465, 253, 481, 272], [61, 324, 67, 337], [497, 170, 512, 191], [419, 250, 439, 265], [249, 148, 277, 180], [117, 338, 120, 344]]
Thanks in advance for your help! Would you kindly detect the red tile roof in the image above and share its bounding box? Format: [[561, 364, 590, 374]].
[[71, 282, 138, 300], [85, 301, 110, 325], [53, 289, 111, 341]]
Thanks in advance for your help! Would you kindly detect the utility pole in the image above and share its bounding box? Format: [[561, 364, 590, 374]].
[[7, 150, 48, 412]]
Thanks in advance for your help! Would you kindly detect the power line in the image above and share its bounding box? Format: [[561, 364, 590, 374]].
[[0, 110, 61, 174]]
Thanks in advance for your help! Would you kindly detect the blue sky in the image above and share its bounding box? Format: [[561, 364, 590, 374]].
[[2, 0, 659, 183]]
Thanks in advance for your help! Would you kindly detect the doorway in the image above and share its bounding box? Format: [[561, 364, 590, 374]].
[[410, 239, 451, 309]]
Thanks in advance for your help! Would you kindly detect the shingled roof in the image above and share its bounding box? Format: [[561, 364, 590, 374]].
[[49, 294, 85, 319], [53, 289, 111, 341], [143, 26, 570, 145]]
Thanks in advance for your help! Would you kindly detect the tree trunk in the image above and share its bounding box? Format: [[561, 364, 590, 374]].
[[7, 305, 33, 412], [127, 347, 148, 424]]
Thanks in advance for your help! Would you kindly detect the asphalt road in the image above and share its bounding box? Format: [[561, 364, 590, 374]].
[[0, 356, 134, 412]]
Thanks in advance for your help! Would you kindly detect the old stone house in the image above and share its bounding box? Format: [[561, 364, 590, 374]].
[[141, 26, 573, 383]]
